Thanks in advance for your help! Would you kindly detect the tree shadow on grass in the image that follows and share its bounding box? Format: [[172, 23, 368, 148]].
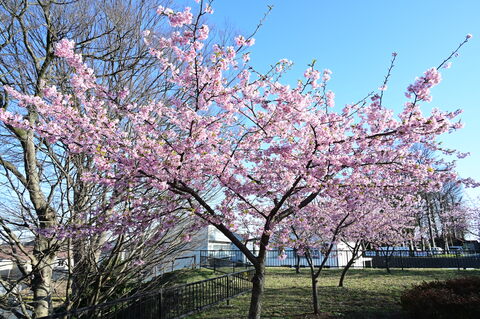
[[190, 268, 480, 318], [260, 285, 407, 318], [318, 268, 480, 282], [190, 285, 406, 319]]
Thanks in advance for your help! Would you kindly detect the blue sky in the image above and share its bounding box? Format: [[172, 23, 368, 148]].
[[207, 0, 480, 200]]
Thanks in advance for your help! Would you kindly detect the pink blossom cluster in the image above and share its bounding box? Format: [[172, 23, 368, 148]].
[[322, 69, 332, 82], [325, 91, 335, 107], [157, 6, 193, 27], [235, 35, 255, 47], [197, 24, 209, 41], [0, 1, 473, 250], [55, 39, 98, 94], [405, 67, 442, 102], [204, 4, 214, 14]]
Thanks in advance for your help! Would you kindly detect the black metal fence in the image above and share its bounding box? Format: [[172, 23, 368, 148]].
[[200, 250, 254, 273], [47, 268, 254, 319], [200, 249, 480, 270], [200, 249, 359, 268], [364, 249, 480, 269], [46, 248, 480, 318]]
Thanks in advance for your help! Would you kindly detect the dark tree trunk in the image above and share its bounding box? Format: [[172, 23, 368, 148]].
[[248, 262, 265, 319], [339, 242, 361, 287], [247, 232, 270, 319], [339, 257, 355, 287], [385, 254, 391, 274], [306, 251, 322, 315], [311, 276, 320, 314], [295, 249, 300, 274]]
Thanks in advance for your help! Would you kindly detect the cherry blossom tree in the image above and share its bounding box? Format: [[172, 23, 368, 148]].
[[274, 186, 419, 314], [336, 195, 418, 285], [0, 1, 475, 318]]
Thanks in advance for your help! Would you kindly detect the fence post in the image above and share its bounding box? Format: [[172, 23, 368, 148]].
[[226, 275, 230, 305], [456, 251, 460, 271]]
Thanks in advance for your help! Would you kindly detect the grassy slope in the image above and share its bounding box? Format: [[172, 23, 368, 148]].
[[189, 267, 480, 319], [158, 268, 219, 287]]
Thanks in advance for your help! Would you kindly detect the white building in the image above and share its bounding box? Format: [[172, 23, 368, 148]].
[[151, 225, 234, 274]]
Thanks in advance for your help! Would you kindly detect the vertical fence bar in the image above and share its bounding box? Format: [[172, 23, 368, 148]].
[[400, 252, 404, 270], [226, 275, 230, 305], [456, 251, 460, 270], [159, 288, 164, 319]]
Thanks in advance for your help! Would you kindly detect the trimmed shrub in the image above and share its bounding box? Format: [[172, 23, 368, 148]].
[[400, 276, 480, 319]]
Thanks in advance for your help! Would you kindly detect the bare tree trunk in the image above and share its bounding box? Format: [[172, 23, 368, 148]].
[[23, 129, 58, 317], [305, 252, 320, 315], [338, 242, 361, 287], [444, 233, 450, 250], [294, 248, 300, 274], [305, 247, 335, 315], [339, 264, 349, 287], [32, 248, 55, 318], [247, 233, 270, 319], [311, 276, 320, 315], [71, 239, 91, 305], [425, 195, 437, 248], [248, 262, 266, 319], [384, 247, 392, 274]]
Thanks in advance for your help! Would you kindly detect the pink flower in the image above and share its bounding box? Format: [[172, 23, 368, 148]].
[[235, 36, 255, 47], [466, 34, 473, 39], [405, 67, 442, 102], [55, 39, 75, 58], [304, 67, 320, 81], [322, 69, 332, 82], [157, 6, 192, 27], [246, 38, 255, 46], [279, 58, 292, 65], [118, 88, 129, 99], [326, 91, 335, 107], [205, 4, 214, 14], [198, 24, 209, 40], [235, 35, 246, 46]]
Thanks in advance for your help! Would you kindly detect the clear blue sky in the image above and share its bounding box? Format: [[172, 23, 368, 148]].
[[207, 0, 480, 200]]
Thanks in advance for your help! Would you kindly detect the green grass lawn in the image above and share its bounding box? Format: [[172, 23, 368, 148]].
[[189, 267, 480, 319], [158, 268, 219, 287]]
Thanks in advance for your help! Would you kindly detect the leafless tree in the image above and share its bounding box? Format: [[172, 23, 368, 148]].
[[411, 146, 466, 249], [0, 1, 207, 317]]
